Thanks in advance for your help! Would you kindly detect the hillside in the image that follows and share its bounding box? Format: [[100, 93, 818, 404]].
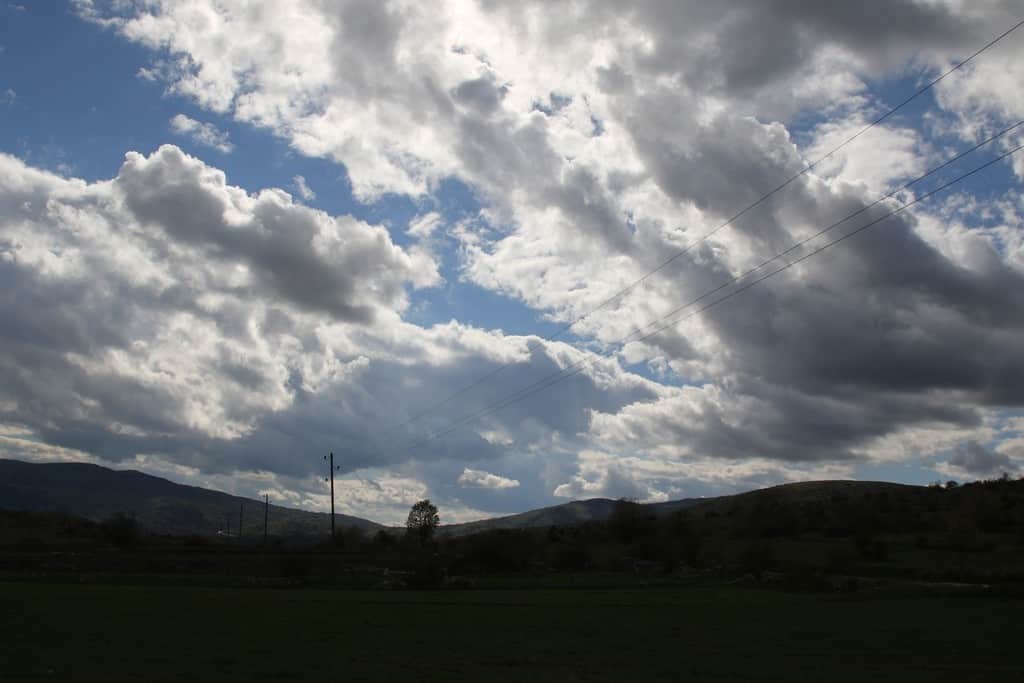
[[443, 499, 621, 535], [0, 459, 382, 537], [440, 482, 909, 536], [443, 496, 707, 535]]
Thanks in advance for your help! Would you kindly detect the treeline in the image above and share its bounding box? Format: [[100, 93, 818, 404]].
[[3, 477, 1023, 586], [409, 476, 1024, 584]]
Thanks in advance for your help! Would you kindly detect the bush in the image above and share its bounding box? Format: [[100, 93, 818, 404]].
[[444, 575, 475, 590], [184, 534, 209, 547], [854, 532, 888, 561], [278, 553, 313, 580], [15, 536, 47, 552], [101, 513, 140, 548], [737, 543, 777, 578], [405, 555, 446, 589]]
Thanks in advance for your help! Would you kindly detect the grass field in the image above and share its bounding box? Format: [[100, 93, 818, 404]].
[[2, 579, 1021, 682]]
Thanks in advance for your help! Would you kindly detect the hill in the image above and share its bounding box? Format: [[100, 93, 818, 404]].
[[0, 459, 382, 537], [443, 499, 620, 535], [442, 496, 707, 535]]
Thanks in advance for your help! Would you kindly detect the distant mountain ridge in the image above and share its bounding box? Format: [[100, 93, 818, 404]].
[[0, 459, 927, 538], [0, 459, 382, 537], [441, 496, 709, 535], [0, 459, 710, 537]]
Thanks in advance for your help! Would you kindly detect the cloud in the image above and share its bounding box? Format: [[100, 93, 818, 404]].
[[458, 467, 519, 489], [169, 114, 234, 153], [18, 1, 1024, 520], [0, 146, 438, 445], [946, 441, 1015, 477], [408, 212, 442, 239], [553, 454, 666, 502], [0, 147, 668, 520], [1, 88, 14, 105], [292, 175, 315, 201]]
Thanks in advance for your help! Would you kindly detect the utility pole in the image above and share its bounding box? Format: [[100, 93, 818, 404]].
[[324, 452, 339, 542], [263, 494, 269, 546], [238, 501, 244, 541]]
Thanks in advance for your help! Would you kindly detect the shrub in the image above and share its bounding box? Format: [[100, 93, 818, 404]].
[[101, 513, 140, 548]]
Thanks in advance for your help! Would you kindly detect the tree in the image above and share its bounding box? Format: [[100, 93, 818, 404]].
[[101, 513, 140, 548], [609, 498, 642, 543], [406, 499, 439, 546]]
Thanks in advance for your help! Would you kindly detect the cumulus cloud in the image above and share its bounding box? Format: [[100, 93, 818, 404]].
[[292, 175, 315, 201], [553, 453, 666, 502], [408, 212, 442, 239], [8, 1, 1020, 521], [0, 147, 668, 521], [0, 146, 438, 444], [945, 441, 1016, 477], [458, 467, 519, 489], [169, 114, 234, 153]]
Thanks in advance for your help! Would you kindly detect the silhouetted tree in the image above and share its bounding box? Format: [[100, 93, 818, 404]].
[[372, 529, 396, 550], [406, 499, 439, 546], [101, 513, 140, 548], [609, 498, 643, 543]]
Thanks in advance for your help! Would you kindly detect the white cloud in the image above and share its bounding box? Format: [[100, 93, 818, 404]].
[[1, 88, 14, 105], [458, 467, 519, 489], [292, 174, 315, 201], [552, 452, 668, 503], [0, 146, 437, 442], [408, 212, 442, 239], [169, 113, 234, 153], [14, 1, 1022, 519], [934, 440, 1019, 481], [803, 118, 928, 194], [0, 145, 671, 518]]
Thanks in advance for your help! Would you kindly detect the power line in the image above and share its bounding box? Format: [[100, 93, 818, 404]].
[[394, 19, 1024, 431], [416, 141, 1023, 446], [409, 139, 1024, 448], [620, 120, 1024, 346]]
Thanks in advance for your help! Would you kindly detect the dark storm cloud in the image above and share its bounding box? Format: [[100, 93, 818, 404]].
[[0, 149, 436, 471], [949, 441, 1014, 475], [28, 1, 1024, 514], [0, 142, 659, 491], [118, 145, 415, 323], [529, 0, 1011, 101], [708, 203, 1024, 399], [621, 171, 1024, 462], [19, 331, 660, 486], [452, 76, 506, 116]]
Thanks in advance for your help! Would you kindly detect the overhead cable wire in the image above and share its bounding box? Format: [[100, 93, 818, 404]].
[[393, 19, 1024, 431], [408, 137, 1024, 448]]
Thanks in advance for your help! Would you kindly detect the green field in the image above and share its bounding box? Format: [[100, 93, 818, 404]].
[[2, 580, 1021, 682]]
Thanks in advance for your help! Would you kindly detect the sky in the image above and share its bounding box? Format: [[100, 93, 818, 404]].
[[1, 1, 1023, 525]]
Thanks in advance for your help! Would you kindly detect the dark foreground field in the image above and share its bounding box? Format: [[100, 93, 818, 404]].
[[2, 579, 1021, 682]]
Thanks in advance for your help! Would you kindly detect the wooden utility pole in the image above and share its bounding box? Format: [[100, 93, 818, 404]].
[[263, 494, 269, 546], [238, 501, 244, 541], [330, 452, 336, 541]]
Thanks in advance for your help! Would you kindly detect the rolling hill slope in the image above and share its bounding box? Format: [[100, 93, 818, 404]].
[[1, 458, 943, 541], [0, 459, 382, 537], [442, 496, 708, 535]]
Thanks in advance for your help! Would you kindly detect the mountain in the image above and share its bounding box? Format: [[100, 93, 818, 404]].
[[442, 496, 707, 536], [443, 499, 619, 535], [0, 458, 936, 540], [440, 480, 931, 535], [0, 459, 382, 537]]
